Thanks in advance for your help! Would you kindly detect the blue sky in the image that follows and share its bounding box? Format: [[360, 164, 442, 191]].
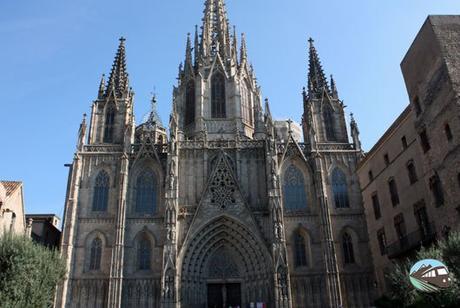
[[1, 0, 460, 218]]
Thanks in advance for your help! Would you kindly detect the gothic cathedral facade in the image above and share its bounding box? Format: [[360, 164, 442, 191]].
[[55, 1, 374, 307]]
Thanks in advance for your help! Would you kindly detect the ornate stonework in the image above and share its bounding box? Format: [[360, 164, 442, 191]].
[[55, 1, 374, 307]]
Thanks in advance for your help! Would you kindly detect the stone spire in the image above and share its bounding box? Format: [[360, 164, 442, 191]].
[[144, 94, 164, 128], [184, 33, 194, 76], [106, 37, 129, 97], [350, 113, 362, 151], [98, 74, 106, 99], [330, 74, 339, 99], [200, 0, 231, 59], [194, 25, 200, 66], [231, 26, 238, 64], [240, 33, 248, 65], [308, 38, 329, 99]]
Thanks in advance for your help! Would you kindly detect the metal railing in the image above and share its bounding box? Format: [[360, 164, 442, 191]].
[[387, 222, 436, 258]]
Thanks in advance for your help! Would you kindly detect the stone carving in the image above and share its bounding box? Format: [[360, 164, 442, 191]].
[[207, 247, 240, 279], [209, 157, 236, 209]]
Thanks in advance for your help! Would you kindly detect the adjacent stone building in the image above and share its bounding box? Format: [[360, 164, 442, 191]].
[[0, 181, 27, 236], [357, 15, 460, 297], [26, 214, 61, 249], [55, 1, 374, 307]]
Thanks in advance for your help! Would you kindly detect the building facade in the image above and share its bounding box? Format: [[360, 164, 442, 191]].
[[357, 15, 460, 297], [55, 1, 374, 307], [0, 181, 27, 236], [26, 214, 61, 249]]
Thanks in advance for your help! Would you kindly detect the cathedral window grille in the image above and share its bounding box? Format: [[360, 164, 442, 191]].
[[294, 232, 308, 267], [92, 171, 109, 212], [89, 238, 102, 271], [282, 165, 307, 211], [241, 83, 253, 125], [342, 232, 355, 264], [323, 104, 336, 141], [211, 73, 226, 118], [138, 235, 151, 270], [332, 168, 350, 208], [103, 105, 115, 143], [185, 80, 195, 126], [135, 171, 157, 214]]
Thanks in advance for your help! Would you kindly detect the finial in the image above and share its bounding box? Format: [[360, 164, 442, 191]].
[[119, 36, 126, 43], [308, 37, 314, 45]]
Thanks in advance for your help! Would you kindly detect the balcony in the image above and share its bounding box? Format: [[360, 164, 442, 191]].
[[387, 223, 436, 259]]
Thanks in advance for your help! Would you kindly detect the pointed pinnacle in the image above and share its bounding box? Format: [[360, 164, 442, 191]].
[[106, 37, 129, 97], [194, 25, 200, 64], [330, 74, 338, 98], [308, 37, 329, 98], [98, 73, 106, 98]]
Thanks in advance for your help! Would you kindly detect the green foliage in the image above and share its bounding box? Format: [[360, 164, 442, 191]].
[[0, 233, 66, 308], [380, 232, 460, 308]]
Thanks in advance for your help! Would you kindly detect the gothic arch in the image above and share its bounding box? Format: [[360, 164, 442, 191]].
[[321, 102, 336, 141], [211, 71, 226, 118], [329, 166, 351, 209], [84, 230, 108, 273], [179, 216, 272, 307], [280, 158, 314, 212], [338, 226, 361, 266], [128, 159, 163, 216], [290, 227, 313, 269], [103, 102, 117, 143], [90, 169, 111, 213]]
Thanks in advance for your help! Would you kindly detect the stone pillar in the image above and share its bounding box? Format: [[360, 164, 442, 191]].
[[54, 156, 83, 308], [25, 217, 33, 237], [107, 154, 129, 307], [312, 153, 343, 307]]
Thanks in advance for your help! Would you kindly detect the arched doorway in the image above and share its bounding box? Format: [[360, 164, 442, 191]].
[[180, 217, 273, 308]]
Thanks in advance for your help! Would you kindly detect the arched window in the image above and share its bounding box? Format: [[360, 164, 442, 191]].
[[135, 171, 156, 214], [323, 104, 336, 141], [332, 168, 350, 208], [92, 171, 109, 212], [211, 73, 226, 118], [283, 165, 308, 211], [294, 232, 308, 267], [342, 232, 355, 264], [103, 105, 115, 143], [89, 238, 102, 271], [185, 80, 195, 126], [138, 235, 152, 270]]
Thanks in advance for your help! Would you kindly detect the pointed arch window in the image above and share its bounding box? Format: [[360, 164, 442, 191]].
[[89, 238, 102, 271], [283, 165, 308, 211], [138, 235, 152, 270], [92, 171, 109, 212], [185, 80, 195, 126], [104, 105, 115, 143], [135, 171, 157, 214], [332, 168, 350, 208], [342, 232, 355, 264], [211, 73, 226, 118], [294, 232, 308, 267], [323, 104, 336, 141]]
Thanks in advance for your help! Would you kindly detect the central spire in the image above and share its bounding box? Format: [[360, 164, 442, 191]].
[[201, 0, 231, 59], [106, 37, 129, 97]]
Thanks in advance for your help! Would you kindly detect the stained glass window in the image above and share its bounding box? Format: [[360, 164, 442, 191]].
[[294, 232, 308, 267], [323, 104, 336, 141], [138, 235, 151, 270], [135, 171, 156, 214], [342, 233, 355, 264], [283, 165, 307, 211], [332, 168, 349, 208], [104, 105, 115, 143], [89, 237, 102, 271], [93, 171, 109, 212], [211, 73, 226, 118]]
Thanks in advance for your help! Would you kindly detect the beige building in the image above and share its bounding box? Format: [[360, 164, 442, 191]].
[[0, 181, 27, 236], [357, 15, 460, 297]]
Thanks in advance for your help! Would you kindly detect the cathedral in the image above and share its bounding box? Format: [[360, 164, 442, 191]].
[[55, 0, 375, 307]]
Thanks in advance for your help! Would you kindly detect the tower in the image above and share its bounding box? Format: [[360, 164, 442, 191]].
[[56, 1, 374, 308]]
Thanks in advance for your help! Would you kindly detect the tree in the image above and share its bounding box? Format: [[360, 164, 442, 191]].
[[0, 233, 66, 307], [378, 232, 460, 308]]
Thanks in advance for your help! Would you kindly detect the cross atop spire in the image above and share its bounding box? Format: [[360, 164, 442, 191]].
[[200, 0, 231, 59], [308, 37, 330, 99], [106, 37, 129, 97]]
